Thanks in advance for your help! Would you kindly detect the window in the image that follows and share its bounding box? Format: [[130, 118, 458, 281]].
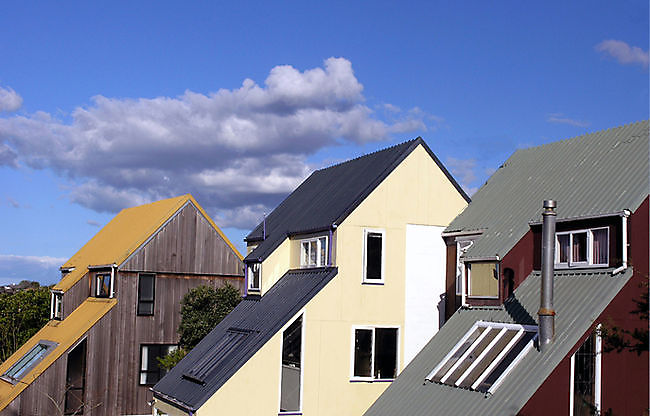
[[95, 272, 112, 298], [64, 339, 86, 415], [570, 328, 602, 416], [139, 344, 177, 385], [363, 229, 384, 283], [51, 291, 63, 320], [467, 262, 499, 298], [426, 321, 537, 394], [1, 340, 58, 383], [300, 236, 327, 268], [455, 240, 473, 296], [280, 315, 303, 413], [557, 227, 609, 268], [352, 327, 398, 380], [137, 273, 155, 316], [248, 263, 261, 292]]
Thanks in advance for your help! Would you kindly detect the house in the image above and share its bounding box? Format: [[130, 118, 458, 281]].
[[151, 138, 470, 415], [0, 194, 244, 416], [365, 120, 649, 415]]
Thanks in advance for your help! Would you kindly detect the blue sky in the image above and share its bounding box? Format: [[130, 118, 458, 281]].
[[0, 1, 647, 285]]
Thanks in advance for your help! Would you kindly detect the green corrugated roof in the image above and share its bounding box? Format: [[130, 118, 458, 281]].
[[446, 121, 649, 260], [364, 268, 633, 416]]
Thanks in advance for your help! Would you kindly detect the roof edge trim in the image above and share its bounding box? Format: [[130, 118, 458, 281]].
[[528, 210, 629, 225]]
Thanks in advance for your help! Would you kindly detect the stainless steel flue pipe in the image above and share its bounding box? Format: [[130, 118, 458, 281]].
[[538, 200, 556, 352]]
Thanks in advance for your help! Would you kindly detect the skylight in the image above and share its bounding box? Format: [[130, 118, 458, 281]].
[[426, 321, 537, 394], [2, 340, 58, 383]]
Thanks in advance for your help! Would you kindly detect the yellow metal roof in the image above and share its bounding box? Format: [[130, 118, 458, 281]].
[[0, 298, 117, 410], [53, 194, 242, 292]]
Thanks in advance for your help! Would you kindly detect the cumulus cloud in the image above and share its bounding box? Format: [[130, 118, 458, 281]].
[[0, 86, 22, 112], [546, 113, 589, 128], [0, 254, 67, 286], [0, 58, 427, 229], [595, 40, 649, 69]]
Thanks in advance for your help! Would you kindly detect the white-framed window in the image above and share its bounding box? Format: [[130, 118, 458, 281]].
[[351, 326, 399, 381], [279, 313, 304, 414], [50, 291, 63, 320], [570, 325, 602, 416], [139, 344, 177, 385], [363, 229, 385, 284], [426, 321, 537, 394], [300, 236, 327, 268], [466, 262, 499, 299], [248, 263, 261, 292], [556, 227, 609, 268], [94, 272, 114, 298], [455, 240, 474, 296]]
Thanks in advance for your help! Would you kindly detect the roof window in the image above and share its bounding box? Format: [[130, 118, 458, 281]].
[[1, 340, 58, 383], [426, 321, 537, 394]]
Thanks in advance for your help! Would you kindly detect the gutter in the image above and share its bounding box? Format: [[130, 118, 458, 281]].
[[441, 229, 486, 238], [152, 391, 196, 415], [612, 209, 630, 275]]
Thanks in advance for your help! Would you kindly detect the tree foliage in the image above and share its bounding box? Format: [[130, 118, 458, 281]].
[[0, 285, 50, 362]]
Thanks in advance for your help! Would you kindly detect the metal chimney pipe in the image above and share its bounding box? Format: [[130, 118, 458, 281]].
[[538, 199, 556, 352]]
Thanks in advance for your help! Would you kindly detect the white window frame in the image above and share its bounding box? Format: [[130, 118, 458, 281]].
[[300, 236, 328, 268], [94, 270, 115, 298], [248, 263, 261, 292], [50, 291, 63, 320], [569, 324, 602, 416], [362, 229, 385, 284], [556, 227, 609, 269], [349, 325, 400, 382], [278, 310, 305, 415], [455, 240, 473, 296]]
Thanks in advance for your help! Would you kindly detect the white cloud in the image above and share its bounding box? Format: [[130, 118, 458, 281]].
[[86, 220, 101, 227], [0, 58, 427, 230], [595, 40, 649, 69], [0, 254, 67, 285], [446, 156, 477, 195], [546, 113, 590, 128], [0, 86, 22, 112]]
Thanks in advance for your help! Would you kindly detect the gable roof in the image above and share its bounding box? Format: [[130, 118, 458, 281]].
[[0, 298, 117, 410], [54, 194, 242, 292], [245, 138, 469, 262], [446, 120, 649, 261], [152, 267, 338, 411], [364, 268, 634, 416]]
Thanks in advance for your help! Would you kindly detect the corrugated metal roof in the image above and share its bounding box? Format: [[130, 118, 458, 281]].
[[364, 268, 633, 416], [446, 121, 649, 260], [244, 138, 470, 262], [152, 267, 338, 411], [54, 194, 242, 292], [0, 298, 116, 410]]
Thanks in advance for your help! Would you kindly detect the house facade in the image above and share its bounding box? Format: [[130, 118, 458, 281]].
[[152, 138, 470, 415], [0, 194, 244, 416], [366, 121, 649, 415]]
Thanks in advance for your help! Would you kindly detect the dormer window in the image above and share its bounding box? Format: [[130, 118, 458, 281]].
[[248, 263, 261, 292], [95, 272, 113, 298], [50, 291, 63, 320], [300, 236, 327, 268], [556, 227, 609, 268]]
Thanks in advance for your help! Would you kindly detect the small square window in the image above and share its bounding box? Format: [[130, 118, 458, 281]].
[[248, 263, 261, 292], [363, 230, 384, 283], [352, 327, 398, 380], [137, 273, 155, 316], [95, 273, 112, 298]]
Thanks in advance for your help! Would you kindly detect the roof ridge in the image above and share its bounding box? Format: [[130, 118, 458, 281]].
[[314, 137, 420, 172]]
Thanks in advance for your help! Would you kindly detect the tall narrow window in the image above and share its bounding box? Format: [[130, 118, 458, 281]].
[[51, 291, 63, 320], [248, 263, 261, 292], [571, 330, 601, 416], [364, 230, 384, 283], [300, 236, 327, 268], [140, 344, 177, 385], [280, 315, 303, 413], [65, 339, 86, 415], [137, 273, 155, 316], [352, 327, 398, 380], [95, 273, 111, 298]]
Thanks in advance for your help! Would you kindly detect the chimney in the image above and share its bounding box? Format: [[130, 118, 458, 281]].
[[538, 199, 556, 352]]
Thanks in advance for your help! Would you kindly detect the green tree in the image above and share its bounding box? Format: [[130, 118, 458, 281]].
[[159, 283, 241, 370], [0, 285, 51, 362]]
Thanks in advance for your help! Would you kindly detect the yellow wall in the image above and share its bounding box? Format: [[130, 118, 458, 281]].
[[159, 144, 468, 416], [468, 261, 499, 297]]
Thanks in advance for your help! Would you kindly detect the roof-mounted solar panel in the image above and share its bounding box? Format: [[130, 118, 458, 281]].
[[426, 321, 537, 394]]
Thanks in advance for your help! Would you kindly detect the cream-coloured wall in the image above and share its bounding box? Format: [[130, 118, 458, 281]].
[[181, 144, 467, 416], [289, 231, 336, 269]]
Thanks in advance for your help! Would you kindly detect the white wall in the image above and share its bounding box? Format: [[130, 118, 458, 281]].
[[404, 224, 446, 365]]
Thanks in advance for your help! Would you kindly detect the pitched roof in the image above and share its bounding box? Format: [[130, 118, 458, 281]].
[[152, 267, 338, 411], [245, 138, 469, 262], [364, 268, 634, 416], [446, 120, 649, 261], [0, 298, 117, 410], [54, 194, 242, 292]]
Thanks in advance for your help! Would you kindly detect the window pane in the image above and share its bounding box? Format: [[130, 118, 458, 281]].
[[468, 262, 498, 297], [5, 343, 51, 380], [354, 329, 372, 377], [281, 316, 302, 412], [592, 229, 608, 265], [140, 344, 176, 385], [139, 274, 155, 301], [309, 240, 317, 266], [138, 302, 154, 316], [249, 264, 260, 290], [574, 333, 596, 416], [319, 237, 327, 266], [96, 274, 110, 297], [558, 234, 569, 263], [366, 233, 382, 280], [572, 232, 587, 263], [301, 242, 309, 266], [374, 328, 397, 379]]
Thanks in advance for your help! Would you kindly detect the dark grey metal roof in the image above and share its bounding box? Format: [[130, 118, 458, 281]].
[[152, 267, 338, 411], [245, 138, 470, 262], [364, 268, 633, 416], [446, 121, 649, 260]]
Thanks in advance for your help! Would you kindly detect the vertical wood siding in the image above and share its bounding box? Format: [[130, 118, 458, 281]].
[[62, 274, 90, 320]]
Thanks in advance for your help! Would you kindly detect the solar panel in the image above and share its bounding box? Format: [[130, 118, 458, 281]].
[[426, 321, 537, 394]]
